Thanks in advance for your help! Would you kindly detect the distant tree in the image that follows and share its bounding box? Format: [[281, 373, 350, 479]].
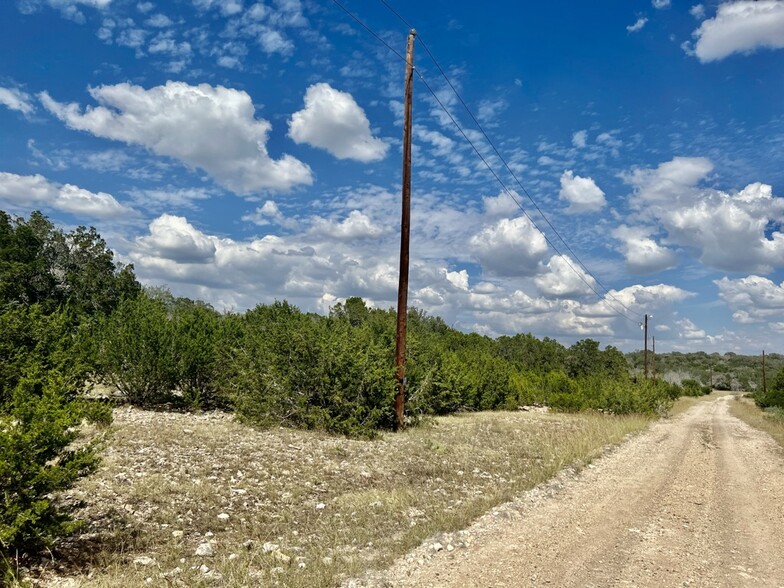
[[0, 210, 140, 315], [566, 339, 603, 379]]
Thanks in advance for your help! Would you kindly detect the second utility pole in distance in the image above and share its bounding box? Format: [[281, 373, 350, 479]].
[[393, 29, 416, 432]]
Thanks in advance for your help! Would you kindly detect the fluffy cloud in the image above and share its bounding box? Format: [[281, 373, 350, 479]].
[[691, 1, 784, 62], [652, 0, 670, 8], [0, 172, 134, 218], [288, 83, 388, 162], [612, 225, 677, 274], [580, 283, 695, 319], [309, 210, 385, 240], [690, 4, 705, 19], [625, 157, 784, 273], [571, 130, 588, 148], [0, 86, 35, 115], [19, 0, 111, 23], [559, 170, 606, 214], [482, 191, 521, 218], [676, 318, 706, 340], [40, 81, 313, 194], [624, 157, 714, 204], [534, 255, 597, 299], [627, 17, 648, 33], [136, 215, 217, 263], [469, 216, 549, 277], [192, 0, 243, 16], [715, 275, 784, 324], [125, 198, 703, 346]]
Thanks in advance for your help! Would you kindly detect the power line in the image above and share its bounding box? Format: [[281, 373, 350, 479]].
[[413, 72, 640, 324], [377, 1, 641, 321], [331, 0, 406, 62], [330, 0, 640, 324]]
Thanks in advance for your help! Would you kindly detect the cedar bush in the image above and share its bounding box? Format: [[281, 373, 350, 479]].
[[223, 301, 395, 437], [98, 292, 178, 406], [0, 376, 109, 581], [756, 368, 784, 409], [171, 299, 224, 409]]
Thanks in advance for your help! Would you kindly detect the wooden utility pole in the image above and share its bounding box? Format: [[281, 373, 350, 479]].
[[393, 29, 416, 432], [762, 349, 767, 395], [643, 314, 649, 380], [652, 336, 656, 385]]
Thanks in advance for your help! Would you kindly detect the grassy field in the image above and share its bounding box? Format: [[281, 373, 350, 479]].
[[730, 396, 784, 449], [25, 407, 651, 588]]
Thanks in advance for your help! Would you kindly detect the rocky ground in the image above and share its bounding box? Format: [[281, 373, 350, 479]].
[[24, 406, 648, 587]]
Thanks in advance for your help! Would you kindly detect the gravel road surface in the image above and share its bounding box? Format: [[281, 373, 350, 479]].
[[364, 396, 784, 587]]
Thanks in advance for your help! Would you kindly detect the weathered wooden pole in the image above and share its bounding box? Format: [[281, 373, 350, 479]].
[[652, 335, 656, 385], [644, 314, 649, 380], [393, 29, 416, 432]]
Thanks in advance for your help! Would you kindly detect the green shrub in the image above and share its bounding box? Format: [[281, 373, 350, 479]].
[[223, 302, 395, 437], [98, 293, 177, 406], [0, 304, 93, 406], [0, 376, 109, 581], [757, 368, 784, 409], [171, 300, 224, 409]]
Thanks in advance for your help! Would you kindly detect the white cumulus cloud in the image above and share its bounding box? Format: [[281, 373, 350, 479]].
[[40, 81, 313, 195], [715, 275, 784, 324], [309, 210, 385, 240], [625, 158, 784, 273], [0, 86, 35, 115], [692, 1, 784, 62], [559, 170, 606, 214], [535, 255, 597, 299], [612, 225, 678, 275], [0, 172, 134, 218], [469, 216, 549, 277], [288, 83, 388, 163], [136, 214, 217, 263], [676, 318, 706, 340]]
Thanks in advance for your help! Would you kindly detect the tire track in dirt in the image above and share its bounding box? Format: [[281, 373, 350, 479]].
[[359, 396, 784, 588]]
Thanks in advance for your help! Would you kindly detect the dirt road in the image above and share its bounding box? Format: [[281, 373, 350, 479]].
[[369, 396, 784, 587]]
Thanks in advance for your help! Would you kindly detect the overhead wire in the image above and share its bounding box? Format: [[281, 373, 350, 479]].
[[412, 72, 640, 324], [329, 0, 641, 325], [377, 0, 641, 321]]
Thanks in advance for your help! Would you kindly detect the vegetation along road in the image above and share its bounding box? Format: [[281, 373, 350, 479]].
[[367, 396, 784, 587]]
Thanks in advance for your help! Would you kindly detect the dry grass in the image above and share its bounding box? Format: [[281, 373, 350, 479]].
[[26, 408, 651, 588], [730, 396, 784, 449]]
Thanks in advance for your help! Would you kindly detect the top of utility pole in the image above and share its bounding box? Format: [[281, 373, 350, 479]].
[[410, 29, 417, 37]]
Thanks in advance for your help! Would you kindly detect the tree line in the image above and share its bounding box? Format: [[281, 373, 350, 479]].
[[3, 209, 781, 578]]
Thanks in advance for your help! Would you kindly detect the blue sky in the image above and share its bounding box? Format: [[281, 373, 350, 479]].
[[1, 0, 783, 353]]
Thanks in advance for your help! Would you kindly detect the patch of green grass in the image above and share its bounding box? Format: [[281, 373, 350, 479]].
[[28, 408, 651, 588]]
